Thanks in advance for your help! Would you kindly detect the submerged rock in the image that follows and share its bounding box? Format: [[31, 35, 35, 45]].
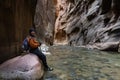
[[86, 42, 120, 51], [0, 53, 44, 80]]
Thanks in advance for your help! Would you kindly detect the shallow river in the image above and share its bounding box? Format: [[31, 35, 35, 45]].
[[45, 45, 120, 80]]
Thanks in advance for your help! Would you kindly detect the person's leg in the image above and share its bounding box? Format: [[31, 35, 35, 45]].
[[35, 49, 49, 68], [30, 48, 53, 71]]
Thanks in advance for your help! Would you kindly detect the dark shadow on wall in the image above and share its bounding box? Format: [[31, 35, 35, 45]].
[[0, 0, 37, 64], [101, 0, 112, 14]]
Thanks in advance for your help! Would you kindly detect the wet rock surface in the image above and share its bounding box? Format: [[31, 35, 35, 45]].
[[85, 42, 120, 51], [0, 53, 44, 80], [45, 46, 120, 80]]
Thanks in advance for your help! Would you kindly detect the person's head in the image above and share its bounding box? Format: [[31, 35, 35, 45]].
[[29, 28, 36, 37]]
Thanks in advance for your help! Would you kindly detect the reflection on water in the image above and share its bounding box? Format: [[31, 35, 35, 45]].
[[45, 45, 120, 80]]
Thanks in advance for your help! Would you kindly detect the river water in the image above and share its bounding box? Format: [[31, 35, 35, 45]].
[[44, 45, 120, 80]]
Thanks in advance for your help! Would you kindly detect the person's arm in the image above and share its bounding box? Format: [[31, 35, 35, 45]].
[[29, 37, 40, 48], [33, 38, 41, 46]]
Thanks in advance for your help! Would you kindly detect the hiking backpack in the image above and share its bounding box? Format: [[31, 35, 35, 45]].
[[22, 38, 29, 51]]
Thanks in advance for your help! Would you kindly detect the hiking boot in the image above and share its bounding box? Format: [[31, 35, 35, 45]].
[[45, 67, 53, 71], [47, 67, 53, 71]]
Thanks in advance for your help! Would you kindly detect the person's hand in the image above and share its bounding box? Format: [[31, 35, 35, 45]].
[[39, 42, 41, 46]]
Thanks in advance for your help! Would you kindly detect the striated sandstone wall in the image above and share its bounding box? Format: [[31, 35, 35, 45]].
[[54, 0, 120, 46]]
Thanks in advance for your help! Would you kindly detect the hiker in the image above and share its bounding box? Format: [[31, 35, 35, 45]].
[[22, 28, 53, 71]]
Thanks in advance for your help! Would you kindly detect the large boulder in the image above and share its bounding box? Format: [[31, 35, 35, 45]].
[[0, 53, 44, 80]]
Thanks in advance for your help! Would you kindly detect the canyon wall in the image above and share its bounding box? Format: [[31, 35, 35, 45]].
[[0, 0, 37, 63], [34, 0, 56, 45], [54, 0, 120, 46], [1, 0, 120, 63]]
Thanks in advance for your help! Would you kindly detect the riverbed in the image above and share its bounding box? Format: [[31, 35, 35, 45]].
[[44, 45, 120, 80]]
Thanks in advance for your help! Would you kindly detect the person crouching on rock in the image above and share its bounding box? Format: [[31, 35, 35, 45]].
[[26, 28, 53, 71]]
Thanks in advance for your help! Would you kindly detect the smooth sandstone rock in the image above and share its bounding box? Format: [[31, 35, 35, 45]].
[[0, 53, 44, 80]]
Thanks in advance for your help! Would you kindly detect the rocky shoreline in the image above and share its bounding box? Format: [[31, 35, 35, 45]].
[[83, 41, 120, 52]]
